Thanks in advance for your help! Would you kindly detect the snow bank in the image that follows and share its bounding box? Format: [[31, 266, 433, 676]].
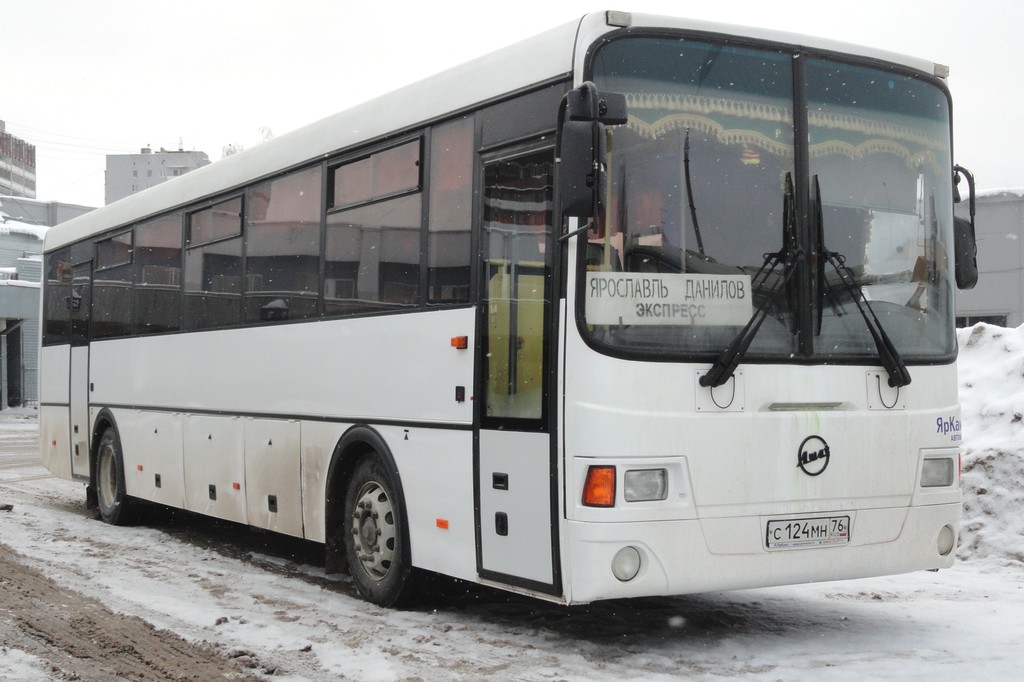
[[956, 322, 1024, 566]]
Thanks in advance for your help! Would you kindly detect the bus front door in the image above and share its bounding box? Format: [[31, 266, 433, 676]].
[[476, 148, 560, 596], [69, 262, 92, 480]]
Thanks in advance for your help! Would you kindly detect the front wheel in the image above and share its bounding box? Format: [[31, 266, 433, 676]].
[[95, 426, 133, 525], [343, 456, 419, 607]]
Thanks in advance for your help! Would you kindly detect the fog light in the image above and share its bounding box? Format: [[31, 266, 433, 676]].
[[624, 469, 668, 502], [611, 546, 641, 582], [937, 525, 956, 556], [922, 458, 955, 487]]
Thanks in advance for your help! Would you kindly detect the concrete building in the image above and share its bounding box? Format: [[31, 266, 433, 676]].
[[106, 145, 210, 204], [0, 121, 36, 198], [0, 220, 44, 407], [0, 195, 93, 228], [955, 189, 1024, 328]]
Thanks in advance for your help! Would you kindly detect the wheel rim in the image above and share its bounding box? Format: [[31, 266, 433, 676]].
[[350, 480, 397, 581], [97, 442, 118, 512]]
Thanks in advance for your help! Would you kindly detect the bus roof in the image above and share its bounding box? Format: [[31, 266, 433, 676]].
[[45, 11, 943, 252]]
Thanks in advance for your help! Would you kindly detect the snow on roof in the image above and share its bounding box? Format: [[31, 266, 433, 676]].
[[976, 187, 1024, 199], [0, 219, 48, 240]]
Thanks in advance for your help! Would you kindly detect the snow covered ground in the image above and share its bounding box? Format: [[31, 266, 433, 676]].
[[0, 324, 1022, 680]]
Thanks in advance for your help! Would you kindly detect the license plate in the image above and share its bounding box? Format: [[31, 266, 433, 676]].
[[765, 516, 850, 549]]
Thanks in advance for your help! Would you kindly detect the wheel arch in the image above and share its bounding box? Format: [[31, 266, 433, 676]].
[[323, 424, 410, 575]]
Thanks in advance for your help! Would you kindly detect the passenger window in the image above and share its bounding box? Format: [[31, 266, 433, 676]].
[[245, 166, 322, 323], [428, 117, 473, 304], [135, 213, 182, 335], [93, 231, 134, 339], [325, 194, 422, 315], [330, 140, 421, 210], [42, 249, 73, 346], [185, 197, 243, 329], [96, 231, 132, 270]]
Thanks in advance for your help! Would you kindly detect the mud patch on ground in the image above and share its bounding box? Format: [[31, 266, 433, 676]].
[[0, 543, 263, 680]]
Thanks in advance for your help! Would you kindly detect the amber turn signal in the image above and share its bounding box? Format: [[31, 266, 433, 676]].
[[582, 465, 616, 507]]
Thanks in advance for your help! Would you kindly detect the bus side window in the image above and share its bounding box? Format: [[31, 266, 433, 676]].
[[428, 117, 474, 304], [184, 196, 243, 330], [245, 166, 322, 324], [135, 212, 183, 335]]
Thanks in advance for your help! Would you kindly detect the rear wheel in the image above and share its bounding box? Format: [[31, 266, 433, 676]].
[[343, 456, 418, 606], [95, 427, 133, 525]]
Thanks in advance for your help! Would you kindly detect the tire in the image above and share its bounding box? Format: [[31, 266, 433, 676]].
[[95, 426, 133, 525], [343, 456, 419, 607]]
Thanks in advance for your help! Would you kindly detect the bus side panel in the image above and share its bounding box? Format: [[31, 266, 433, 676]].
[[117, 409, 185, 509], [245, 418, 303, 538], [300, 421, 479, 582], [383, 425, 477, 581], [183, 415, 247, 524], [299, 420, 342, 544], [40, 405, 72, 480], [39, 345, 70, 404], [39, 345, 71, 479], [85, 309, 475, 424]]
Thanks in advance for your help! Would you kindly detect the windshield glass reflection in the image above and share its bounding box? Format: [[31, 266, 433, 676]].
[[584, 36, 955, 364]]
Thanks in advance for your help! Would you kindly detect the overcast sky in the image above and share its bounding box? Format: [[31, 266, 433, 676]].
[[4, 0, 1021, 208]]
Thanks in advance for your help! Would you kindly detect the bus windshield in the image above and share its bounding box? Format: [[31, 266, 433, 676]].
[[583, 36, 956, 364]]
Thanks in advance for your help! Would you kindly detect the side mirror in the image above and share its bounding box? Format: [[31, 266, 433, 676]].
[[953, 165, 978, 290], [558, 120, 608, 218], [953, 216, 978, 290], [556, 82, 627, 220]]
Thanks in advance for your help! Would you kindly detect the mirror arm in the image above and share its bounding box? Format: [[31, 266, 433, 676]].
[[954, 164, 977, 220]]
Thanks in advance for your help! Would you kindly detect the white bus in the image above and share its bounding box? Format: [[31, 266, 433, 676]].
[[39, 11, 978, 607]]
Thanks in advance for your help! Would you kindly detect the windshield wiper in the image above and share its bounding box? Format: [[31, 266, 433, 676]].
[[683, 130, 707, 257], [700, 174, 800, 389], [813, 176, 911, 388]]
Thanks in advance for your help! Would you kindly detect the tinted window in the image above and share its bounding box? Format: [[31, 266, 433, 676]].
[[246, 166, 322, 323], [96, 231, 132, 270], [135, 213, 182, 335], [43, 249, 73, 345], [188, 196, 242, 246], [331, 140, 420, 210], [92, 260, 132, 339], [428, 117, 474, 303], [185, 198, 243, 329], [325, 193, 422, 315]]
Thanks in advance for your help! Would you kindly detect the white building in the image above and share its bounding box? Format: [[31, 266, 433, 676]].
[[105, 146, 210, 204], [954, 189, 1024, 327], [0, 216, 45, 408]]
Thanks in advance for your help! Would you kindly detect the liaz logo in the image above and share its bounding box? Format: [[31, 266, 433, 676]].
[[797, 435, 831, 476]]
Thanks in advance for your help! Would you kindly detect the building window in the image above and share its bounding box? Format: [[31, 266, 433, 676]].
[[956, 315, 1008, 328]]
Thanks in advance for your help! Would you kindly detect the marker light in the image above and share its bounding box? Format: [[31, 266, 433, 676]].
[[937, 525, 956, 556], [611, 546, 641, 582], [624, 469, 668, 502], [582, 466, 616, 507], [921, 458, 955, 487]]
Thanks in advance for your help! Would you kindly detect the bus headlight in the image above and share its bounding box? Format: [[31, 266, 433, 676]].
[[921, 458, 955, 487], [623, 469, 668, 502]]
